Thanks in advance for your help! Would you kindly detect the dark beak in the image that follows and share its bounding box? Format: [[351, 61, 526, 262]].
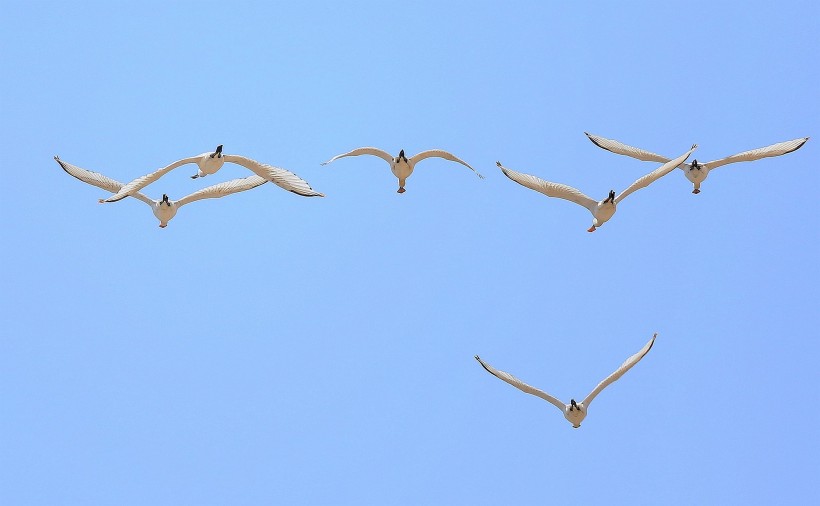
[[211, 144, 223, 158], [398, 149, 407, 162]]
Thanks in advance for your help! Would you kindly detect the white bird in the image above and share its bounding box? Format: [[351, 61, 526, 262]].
[[497, 145, 697, 232], [585, 132, 809, 194], [321, 147, 484, 193], [101, 145, 324, 202], [55, 156, 268, 228], [475, 333, 657, 429]]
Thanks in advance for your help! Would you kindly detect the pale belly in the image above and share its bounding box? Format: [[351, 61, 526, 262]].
[[198, 156, 226, 176], [684, 167, 709, 183], [391, 161, 414, 181], [153, 204, 178, 225], [594, 203, 617, 226]]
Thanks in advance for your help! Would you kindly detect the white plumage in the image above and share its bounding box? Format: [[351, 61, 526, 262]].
[[475, 333, 657, 428], [497, 145, 697, 231], [321, 147, 483, 193], [55, 156, 268, 227], [585, 132, 809, 194], [100, 145, 323, 202]]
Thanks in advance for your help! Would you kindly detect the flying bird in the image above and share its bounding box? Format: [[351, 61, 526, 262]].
[[585, 132, 809, 194], [55, 156, 268, 228], [100, 145, 324, 202], [497, 145, 697, 231], [475, 333, 657, 429], [321, 147, 483, 193]]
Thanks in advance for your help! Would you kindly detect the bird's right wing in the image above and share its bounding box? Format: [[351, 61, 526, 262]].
[[615, 144, 697, 203], [704, 137, 810, 170], [101, 154, 203, 203], [475, 356, 566, 414], [175, 175, 268, 208], [54, 156, 154, 206], [585, 132, 672, 163], [320, 147, 394, 166], [224, 155, 324, 197], [409, 149, 484, 178], [497, 161, 599, 214], [581, 333, 657, 408]]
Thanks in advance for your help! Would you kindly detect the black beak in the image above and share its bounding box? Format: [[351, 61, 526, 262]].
[[606, 190, 615, 203], [398, 149, 407, 162], [162, 194, 170, 205], [211, 144, 223, 159]]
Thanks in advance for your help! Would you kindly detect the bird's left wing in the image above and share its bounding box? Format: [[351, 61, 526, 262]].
[[581, 333, 657, 408], [101, 155, 202, 203], [54, 156, 154, 206], [224, 155, 324, 197], [175, 175, 268, 208], [615, 144, 697, 203], [585, 132, 671, 163], [409, 150, 484, 178], [704, 137, 809, 170], [497, 161, 599, 213], [320, 147, 394, 166], [475, 356, 567, 414]]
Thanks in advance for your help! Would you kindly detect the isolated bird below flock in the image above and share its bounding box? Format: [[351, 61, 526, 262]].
[[54, 156, 268, 227], [498, 145, 697, 231], [475, 333, 657, 428], [100, 145, 324, 202], [585, 132, 809, 194], [320, 147, 484, 193]]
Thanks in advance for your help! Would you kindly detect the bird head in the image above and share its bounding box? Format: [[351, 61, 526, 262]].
[[397, 149, 408, 163], [604, 190, 616, 203], [690, 159, 701, 170], [210, 144, 223, 159], [161, 194, 171, 206]]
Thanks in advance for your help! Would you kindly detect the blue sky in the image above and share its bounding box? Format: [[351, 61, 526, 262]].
[[1, 1, 818, 504]]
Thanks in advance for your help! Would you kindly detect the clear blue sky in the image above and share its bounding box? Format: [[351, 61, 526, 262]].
[[2, 1, 818, 504]]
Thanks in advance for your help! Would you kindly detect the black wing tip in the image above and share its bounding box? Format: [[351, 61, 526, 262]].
[[585, 132, 607, 150], [785, 137, 810, 155]]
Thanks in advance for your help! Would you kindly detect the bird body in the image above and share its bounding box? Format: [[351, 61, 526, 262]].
[[497, 145, 697, 231], [321, 147, 483, 193], [475, 333, 657, 428], [585, 132, 809, 194]]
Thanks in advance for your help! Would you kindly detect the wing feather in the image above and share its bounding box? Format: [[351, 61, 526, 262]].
[[585, 132, 671, 163], [320, 147, 394, 166], [475, 356, 566, 414], [224, 155, 324, 197], [581, 333, 657, 407], [101, 154, 202, 202], [615, 145, 697, 203], [497, 161, 599, 213], [175, 175, 268, 208], [704, 137, 809, 169], [409, 149, 484, 178], [54, 156, 154, 206]]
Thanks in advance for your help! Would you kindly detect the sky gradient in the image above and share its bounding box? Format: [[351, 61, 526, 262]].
[[2, 1, 818, 505]]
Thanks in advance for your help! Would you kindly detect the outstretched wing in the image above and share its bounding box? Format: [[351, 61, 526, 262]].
[[497, 161, 599, 214], [101, 154, 203, 203], [585, 132, 671, 163], [475, 356, 566, 414], [54, 156, 154, 206], [615, 145, 697, 203], [175, 175, 268, 208], [705, 137, 809, 170], [409, 149, 484, 178], [320, 147, 394, 166], [581, 333, 657, 408], [224, 154, 324, 197]]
